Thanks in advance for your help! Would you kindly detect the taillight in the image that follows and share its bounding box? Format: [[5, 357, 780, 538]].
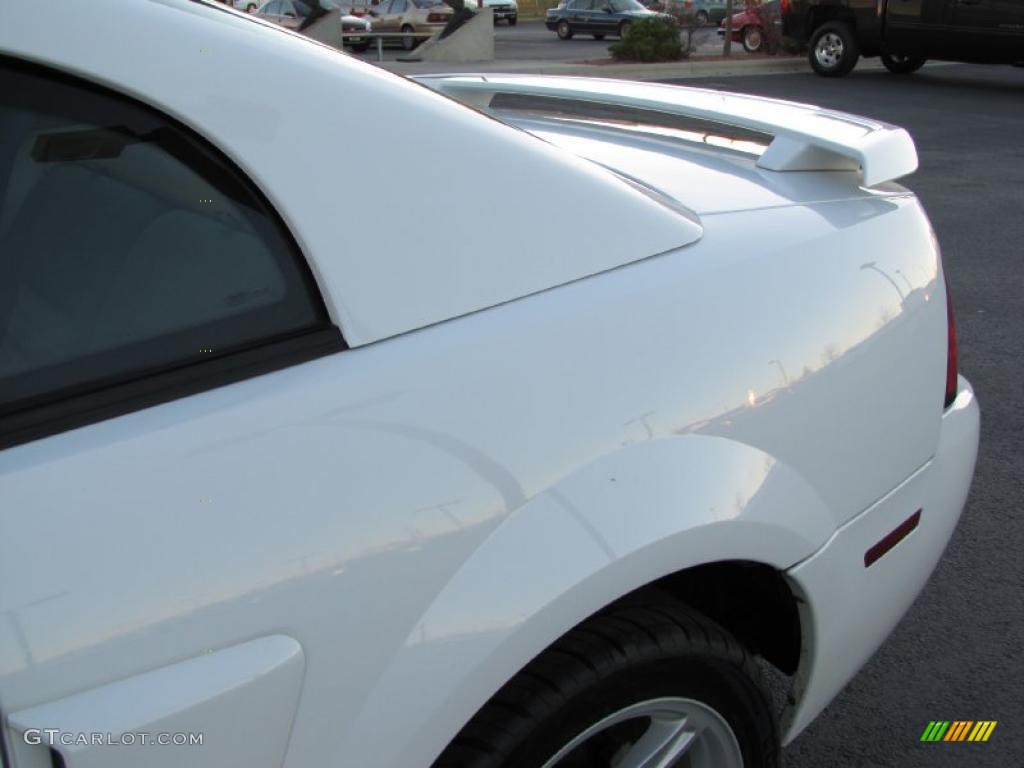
[[780, 0, 789, 13], [944, 278, 958, 409], [428, 11, 447, 21]]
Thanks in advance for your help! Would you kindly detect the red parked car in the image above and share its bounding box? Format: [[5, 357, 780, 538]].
[[718, 0, 778, 52]]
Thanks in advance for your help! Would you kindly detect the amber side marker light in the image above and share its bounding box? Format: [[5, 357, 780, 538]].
[[864, 509, 922, 567]]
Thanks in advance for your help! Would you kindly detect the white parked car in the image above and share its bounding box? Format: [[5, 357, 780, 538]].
[[339, 12, 374, 50], [0, 2, 979, 768], [469, 0, 519, 25]]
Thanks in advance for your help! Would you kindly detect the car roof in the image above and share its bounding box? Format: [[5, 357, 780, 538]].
[[1, 0, 701, 345]]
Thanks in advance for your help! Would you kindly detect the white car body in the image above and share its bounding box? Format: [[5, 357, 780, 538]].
[[0, 1, 978, 767]]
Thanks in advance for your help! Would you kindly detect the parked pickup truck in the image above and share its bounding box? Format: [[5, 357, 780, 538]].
[[783, 0, 1024, 76]]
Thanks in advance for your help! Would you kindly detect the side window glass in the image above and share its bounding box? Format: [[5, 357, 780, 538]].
[[263, 0, 284, 13], [0, 62, 330, 415]]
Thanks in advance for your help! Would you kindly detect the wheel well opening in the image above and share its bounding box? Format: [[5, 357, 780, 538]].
[[809, 6, 856, 32], [637, 561, 802, 675]]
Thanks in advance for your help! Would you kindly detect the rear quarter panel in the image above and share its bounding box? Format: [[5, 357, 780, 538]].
[[0, 190, 946, 765]]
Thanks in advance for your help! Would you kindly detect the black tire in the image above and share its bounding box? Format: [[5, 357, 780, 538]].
[[695, 9, 709, 25], [742, 24, 763, 53], [245, 3, 257, 10], [351, 42, 370, 52], [808, 21, 859, 77], [556, 19, 573, 39], [592, 33, 606, 39], [401, 23, 418, 51], [432, 599, 779, 768], [618, 19, 632, 37], [508, 15, 517, 25], [881, 52, 926, 74]]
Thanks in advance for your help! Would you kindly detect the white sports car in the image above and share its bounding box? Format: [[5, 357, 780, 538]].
[[0, 1, 979, 767]]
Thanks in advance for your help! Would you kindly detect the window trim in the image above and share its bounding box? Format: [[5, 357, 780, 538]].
[[0, 56, 347, 450], [0, 328, 345, 450]]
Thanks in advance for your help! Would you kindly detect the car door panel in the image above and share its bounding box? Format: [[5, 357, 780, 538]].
[[564, 0, 585, 29], [949, 0, 1024, 60], [593, 2, 616, 32], [375, 0, 400, 33], [593, 0, 610, 30], [0, 61, 345, 767], [394, 0, 412, 32], [7, 636, 303, 768], [884, 0, 958, 56], [0, 341, 519, 767]]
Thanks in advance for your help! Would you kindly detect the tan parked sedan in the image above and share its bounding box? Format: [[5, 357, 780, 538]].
[[367, 0, 453, 50]]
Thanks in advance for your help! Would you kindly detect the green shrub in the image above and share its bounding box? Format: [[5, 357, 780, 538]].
[[608, 17, 685, 62]]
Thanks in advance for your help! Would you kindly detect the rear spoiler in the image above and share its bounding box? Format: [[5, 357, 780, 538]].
[[414, 74, 918, 187]]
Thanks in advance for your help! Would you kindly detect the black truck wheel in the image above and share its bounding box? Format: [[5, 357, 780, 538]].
[[809, 21, 860, 77], [881, 52, 926, 74]]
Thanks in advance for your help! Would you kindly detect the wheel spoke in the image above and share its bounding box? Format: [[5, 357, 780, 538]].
[[616, 713, 697, 768], [540, 697, 744, 768]]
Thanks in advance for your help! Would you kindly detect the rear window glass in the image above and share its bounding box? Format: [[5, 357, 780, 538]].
[[0, 61, 329, 413]]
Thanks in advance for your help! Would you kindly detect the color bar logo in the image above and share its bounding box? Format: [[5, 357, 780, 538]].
[[921, 721, 997, 742]]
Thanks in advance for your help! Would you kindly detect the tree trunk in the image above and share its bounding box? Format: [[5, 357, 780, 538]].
[[723, 0, 733, 56]]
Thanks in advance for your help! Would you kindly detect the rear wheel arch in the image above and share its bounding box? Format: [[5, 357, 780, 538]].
[[806, 3, 855, 33], [432, 592, 784, 767], [347, 436, 831, 766], [649, 561, 802, 676]]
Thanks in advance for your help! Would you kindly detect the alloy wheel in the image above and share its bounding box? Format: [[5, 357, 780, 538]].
[[814, 32, 844, 69], [539, 697, 744, 768]]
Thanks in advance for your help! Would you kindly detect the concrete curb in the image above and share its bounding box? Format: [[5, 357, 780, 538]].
[[376, 54, 893, 80]]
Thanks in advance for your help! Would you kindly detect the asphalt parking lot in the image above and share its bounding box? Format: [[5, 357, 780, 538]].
[[349, 18, 723, 62], [663, 63, 1024, 768]]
